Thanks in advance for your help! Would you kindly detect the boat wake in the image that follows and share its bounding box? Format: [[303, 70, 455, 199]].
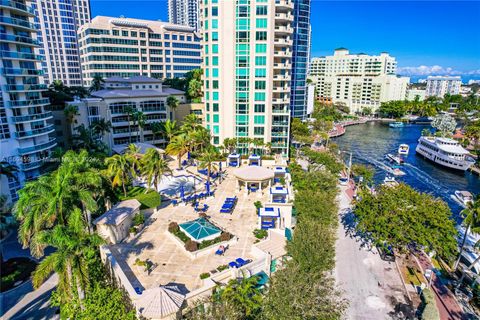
[[402, 163, 451, 197]]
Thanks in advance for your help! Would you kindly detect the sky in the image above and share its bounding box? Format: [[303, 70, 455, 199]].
[[90, 0, 480, 82]]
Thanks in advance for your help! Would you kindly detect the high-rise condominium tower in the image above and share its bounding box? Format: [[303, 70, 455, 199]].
[[426, 76, 461, 98], [201, 0, 294, 156], [168, 0, 200, 31], [78, 16, 202, 86], [34, 0, 91, 86], [290, 0, 310, 119], [0, 0, 57, 202]]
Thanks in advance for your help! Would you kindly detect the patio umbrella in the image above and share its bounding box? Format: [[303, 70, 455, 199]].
[[179, 184, 185, 199], [205, 181, 210, 194], [136, 285, 185, 319]]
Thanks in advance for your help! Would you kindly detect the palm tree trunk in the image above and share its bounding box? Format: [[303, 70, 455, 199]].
[[122, 181, 127, 197], [454, 224, 470, 270]]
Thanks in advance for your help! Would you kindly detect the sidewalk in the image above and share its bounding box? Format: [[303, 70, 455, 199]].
[[416, 252, 466, 320]]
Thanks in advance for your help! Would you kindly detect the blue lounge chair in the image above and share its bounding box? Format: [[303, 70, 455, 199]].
[[228, 261, 239, 268], [220, 208, 232, 213], [135, 287, 143, 295], [171, 199, 178, 206], [226, 196, 237, 201], [235, 258, 247, 267]]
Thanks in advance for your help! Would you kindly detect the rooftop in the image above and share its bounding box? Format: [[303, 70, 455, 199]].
[[233, 166, 275, 182], [94, 199, 141, 226], [80, 16, 197, 34], [91, 88, 184, 99], [105, 76, 163, 83]]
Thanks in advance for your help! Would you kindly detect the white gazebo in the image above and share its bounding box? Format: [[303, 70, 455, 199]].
[[136, 285, 185, 320], [233, 166, 274, 193], [269, 186, 289, 203], [248, 154, 261, 166], [227, 153, 241, 167], [273, 166, 287, 183]]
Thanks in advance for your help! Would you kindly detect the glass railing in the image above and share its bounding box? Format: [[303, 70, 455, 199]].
[[12, 111, 52, 123], [0, 0, 35, 15], [18, 139, 57, 155], [2, 68, 43, 75], [0, 33, 39, 45], [0, 16, 37, 29], [0, 50, 43, 60], [20, 159, 45, 171], [14, 125, 54, 138], [4, 84, 47, 91], [7, 98, 50, 107]]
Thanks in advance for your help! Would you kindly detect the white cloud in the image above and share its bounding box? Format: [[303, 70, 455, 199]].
[[397, 65, 480, 76]]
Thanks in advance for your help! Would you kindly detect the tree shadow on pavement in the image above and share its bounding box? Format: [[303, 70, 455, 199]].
[[5, 287, 56, 320], [339, 207, 376, 252]]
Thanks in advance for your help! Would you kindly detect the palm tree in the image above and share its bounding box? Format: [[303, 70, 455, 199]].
[[264, 142, 272, 156], [181, 113, 202, 133], [161, 119, 178, 143], [166, 134, 190, 169], [150, 121, 163, 145], [0, 161, 18, 181], [132, 111, 146, 142], [89, 74, 105, 93], [187, 79, 203, 101], [141, 148, 172, 192], [223, 138, 237, 154], [124, 143, 141, 178], [89, 118, 111, 139], [14, 157, 98, 257], [189, 128, 211, 153], [167, 95, 180, 120], [217, 274, 262, 317], [124, 106, 136, 144], [454, 195, 480, 270], [198, 147, 219, 184], [105, 154, 131, 197], [32, 208, 104, 304]]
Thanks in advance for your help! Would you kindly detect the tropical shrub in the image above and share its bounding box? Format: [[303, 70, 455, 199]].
[[253, 229, 268, 239], [168, 221, 179, 233], [200, 272, 210, 280], [185, 240, 199, 252]]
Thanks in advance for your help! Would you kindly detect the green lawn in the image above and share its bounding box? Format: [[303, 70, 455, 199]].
[[118, 186, 161, 209]]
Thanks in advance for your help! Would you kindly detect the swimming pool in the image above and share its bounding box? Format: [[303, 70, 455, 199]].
[[157, 175, 202, 197], [179, 218, 221, 242]]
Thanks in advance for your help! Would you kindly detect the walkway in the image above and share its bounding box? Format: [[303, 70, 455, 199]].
[[335, 184, 409, 319], [416, 252, 467, 320]]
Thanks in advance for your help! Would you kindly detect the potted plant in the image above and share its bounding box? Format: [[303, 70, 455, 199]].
[[129, 226, 137, 237], [132, 213, 145, 231]]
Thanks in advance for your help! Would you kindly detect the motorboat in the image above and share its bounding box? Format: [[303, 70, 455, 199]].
[[452, 190, 474, 208], [392, 168, 406, 176], [386, 153, 404, 165], [415, 136, 475, 171], [398, 144, 409, 155], [389, 122, 405, 128], [383, 176, 399, 187]]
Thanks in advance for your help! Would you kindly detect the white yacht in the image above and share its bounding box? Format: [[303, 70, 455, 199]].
[[415, 136, 475, 171], [452, 190, 474, 208]]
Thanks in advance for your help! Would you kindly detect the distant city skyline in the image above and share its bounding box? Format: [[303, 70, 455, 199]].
[[90, 0, 480, 82]]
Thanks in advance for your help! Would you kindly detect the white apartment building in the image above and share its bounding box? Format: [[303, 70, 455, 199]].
[[0, 0, 56, 202], [406, 88, 426, 101], [168, 0, 200, 32], [77, 16, 202, 86], [34, 0, 91, 86], [309, 48, 410, 113], [69, 76, 185, 150], [426, 76, 462, 98], [201, 0, 294, 156]]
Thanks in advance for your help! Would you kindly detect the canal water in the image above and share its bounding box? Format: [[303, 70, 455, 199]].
[[333, 121, 480, 219]]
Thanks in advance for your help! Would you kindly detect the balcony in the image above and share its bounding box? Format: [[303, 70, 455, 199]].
[[7, 98, 50, 108], [0, 0, 36, 15], [272, 120, 289, 126], [4, 84, 47, 92], [0, 16, 37, 31], [20, 159, 46, 171], [18, 139, 57, 155], [275, 0, 294, 10], [273, 73, 291, 81], [14, 125, 55, 139], [272, 107, 289, 114], [2, 67, 43, 76], [0, 33, 39, 46], [273, 86, 290, 93], [274, 38, 293, 46], [272, 131, 289, 137], [274, 25, 293, 35], [275, 13, 294, 22], [274, 50, 292, 57], [0, 50, 43, 61], [273, 62, 291, 69], [12, 111, 52, 123], [272, 97, 290, 104]]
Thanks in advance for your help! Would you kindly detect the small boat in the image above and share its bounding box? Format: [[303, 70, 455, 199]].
[[452, 190, 474, 208], [383, 176, 399, 187], [398, 144, 409, 155], [386, 153, 404, 165], [389, 122, 405, 128], [392, 168, 406, 176]]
